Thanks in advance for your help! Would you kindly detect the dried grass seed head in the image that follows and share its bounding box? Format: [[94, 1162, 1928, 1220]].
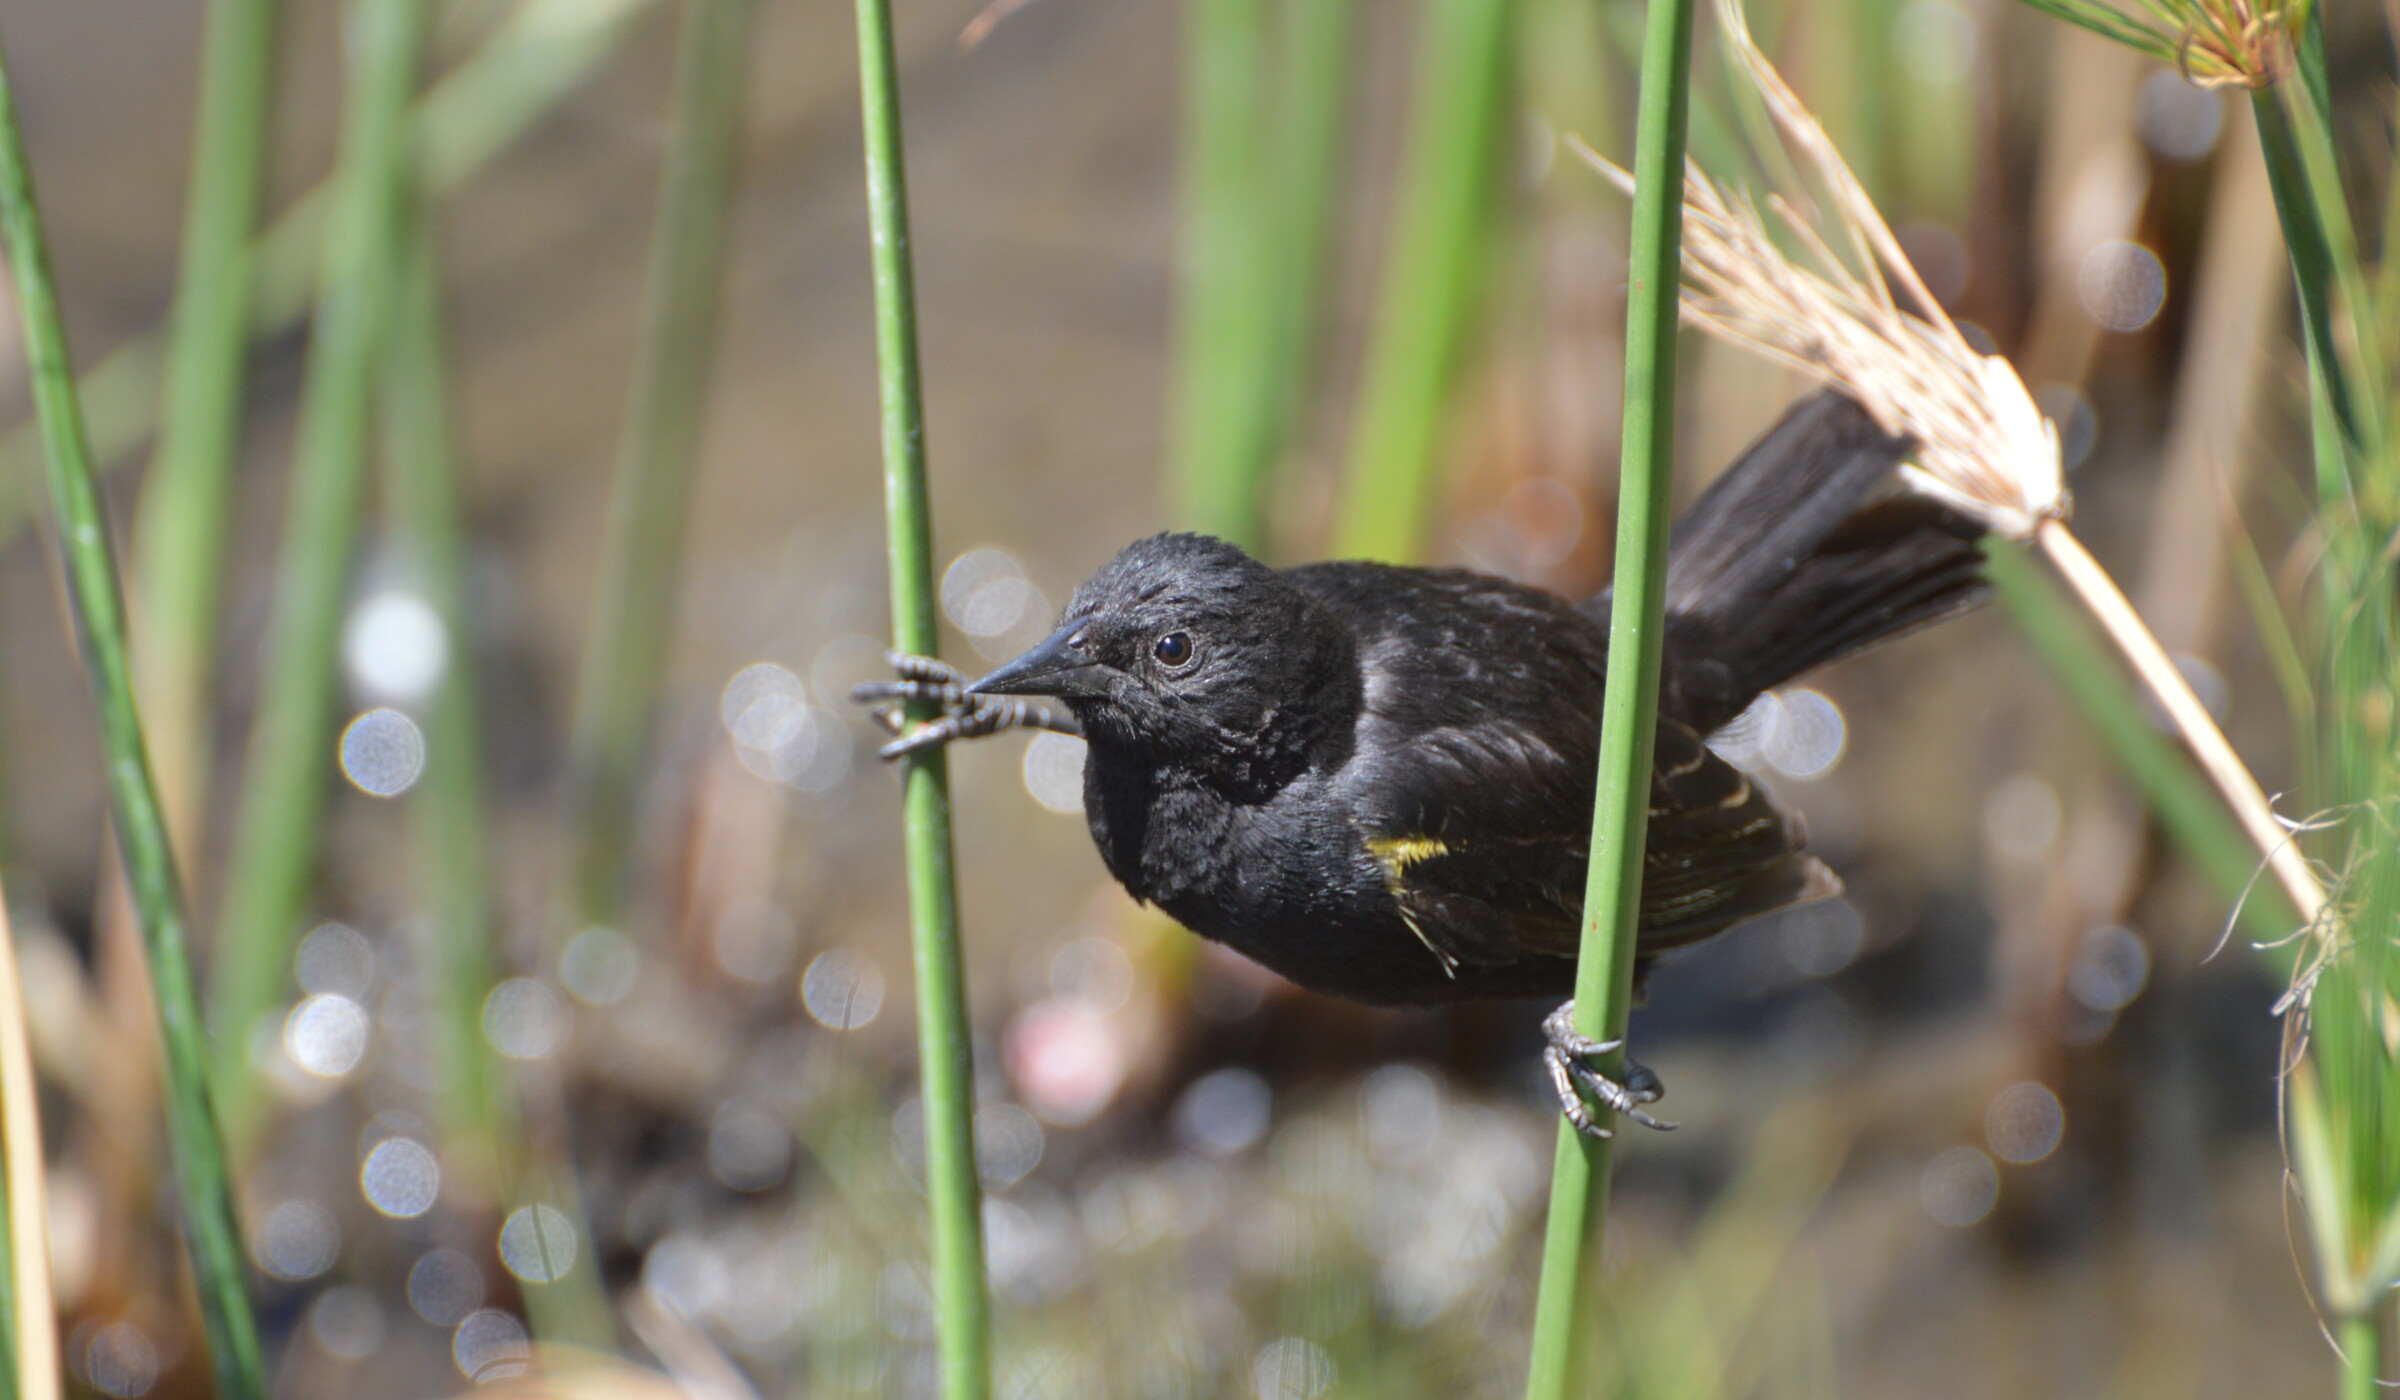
[[1578, 0, 2068, 539]]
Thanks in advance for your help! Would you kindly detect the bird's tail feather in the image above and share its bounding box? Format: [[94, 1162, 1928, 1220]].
[[1638, 390, 1989, 734]]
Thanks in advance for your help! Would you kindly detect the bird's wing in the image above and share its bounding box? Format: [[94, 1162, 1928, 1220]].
[[1351, 709, 1837, 975], [1295, 561, 1833, 974]]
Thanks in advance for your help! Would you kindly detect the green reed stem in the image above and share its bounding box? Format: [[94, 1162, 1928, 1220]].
[[386, 238, 616, 1348], [0, 28, 266, 1400], [384, 240, 503, 1193], [2253, 80, 2378, 492], [1168, 0, 1269, 543], [129, 0, 281, 858], [852, 0, 990, 1392], [1523, 0, 1695, 1391], [1328, 0, 1512, 562], [211, 0, 430, 1148], [552, 0, 752, 958], [2341, 1313, 2380, 1400], [1166, 0, 1349, 549], [0, 0, 665, 551], [1262, 0, 1350, 485]]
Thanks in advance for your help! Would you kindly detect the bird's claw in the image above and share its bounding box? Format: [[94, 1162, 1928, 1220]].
[[848, 651, 1078, 760], [1542, 1001, 1674, 1138]]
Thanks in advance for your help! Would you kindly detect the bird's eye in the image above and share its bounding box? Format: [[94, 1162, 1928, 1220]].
[[1154, 632, 1194, 668]]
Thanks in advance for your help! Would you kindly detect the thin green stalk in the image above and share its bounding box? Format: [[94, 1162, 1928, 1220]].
[[0, 26, 265, 1400], [2253, 83, 2376, 491], [1167, 0, 1270, 543], [852, 0, 991, 1393], [129, 0, 281, 858], [210, 0, 431, 1148], [0, 0, 667, 551], [1328, 0, 1513, 562], [1165, 0, 1348, 549], [385, 240, 615, 1349], [384, 242, 503, 1197], [1522, 0, 1695, 1390], [1986, 544, 2303, 952], [2341, 1313, 2380, 1400], [551, 0, 753, 959], [1261, 0, 1350, 477]]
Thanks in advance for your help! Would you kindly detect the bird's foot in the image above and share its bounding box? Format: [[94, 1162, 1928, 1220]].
[[850, 652, 1078, 760], [1542, 1000, 1675, 1139]]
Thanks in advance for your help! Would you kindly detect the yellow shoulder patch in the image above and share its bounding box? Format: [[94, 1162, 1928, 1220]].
[[1366, 834, 1449, 880]]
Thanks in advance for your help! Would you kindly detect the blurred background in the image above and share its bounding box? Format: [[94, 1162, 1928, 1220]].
[[0, 0, 2359, 1394]]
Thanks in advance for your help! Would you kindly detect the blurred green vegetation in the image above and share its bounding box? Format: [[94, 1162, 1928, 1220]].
[[0, 0, 2375, 1395]]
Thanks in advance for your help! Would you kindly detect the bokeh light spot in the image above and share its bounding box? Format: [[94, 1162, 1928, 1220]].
[[361, 1137, 442, 1218], [294, 922, 375, 999], [975, 1103, 1045, 1188], [285, 994, 370, 1078], [2068, 924, 2150, 1012], [1764, 688, 1846, 778], [709, 1100, 793, 1192], [1986, 1081, 2066, 1164], [498, 1204, 579, 1284], [1050, 937, 1132, 1017], [344, 589, 449, 705], [483, 978, 566, 1060], [1921, 1146, 2000, 1226], [2139, 70, 2223, 162], [2077, 240, 2167, 332], [1984, 773, 2062, 860], [252, 1199, 340, 1280], [722, 662, 808, 749], [1360, 1063, 1442, 1165], [451, 1309, 531, 1382], [560, 925, 639, 1006], [409, 1249, 484, 1326], [1005, 1000, 1126, 1125], [1251, 1337, 1337, 1400], [1172, 1068, 1272, 1157], [339, 707, 426, 797], [1781, 900, 1865, 977], [308, 1285, 386, 1360], [83, 1321, 159, 1398], [1022, 732, 1088, 814], [802, 949, 885, 1030]]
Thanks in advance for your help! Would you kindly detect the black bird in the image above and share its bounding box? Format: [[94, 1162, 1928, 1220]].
[[856, 391, 1988, 1134]]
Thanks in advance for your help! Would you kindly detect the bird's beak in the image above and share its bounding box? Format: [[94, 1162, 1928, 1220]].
[[968, 619, 1110, 698]]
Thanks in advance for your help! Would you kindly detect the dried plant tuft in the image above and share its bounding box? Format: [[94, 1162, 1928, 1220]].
[[1576, 0, 2328, 925]]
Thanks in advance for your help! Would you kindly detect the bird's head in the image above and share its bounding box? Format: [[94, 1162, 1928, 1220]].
[[970, 533, 1355, 787]]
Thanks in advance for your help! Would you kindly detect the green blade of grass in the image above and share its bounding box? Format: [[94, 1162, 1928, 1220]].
[[1166, 0, 1270, 544], [0, 26, 266, 1400], [128, 0, 281, 859], [209, 0, 432, 1149], [1997, 0, 2174, 59], [1166, 0, 1351, 550], [2252, 78, 2379, 496], [1522, 0, 1697, 1390], [385, 235, 616, 1350], [382, 239, 503, 1199], [1328, 0, 1513, 563], [0, 0, 666, 553], [1260, 0, 1351, 492], [852, 0, 992, 1392], [551, 0, 754, 960]]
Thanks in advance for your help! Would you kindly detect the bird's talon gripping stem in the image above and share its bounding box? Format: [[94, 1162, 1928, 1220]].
[[1542, 1000, 1676, 1138], [850, 651, 1080, 760]]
